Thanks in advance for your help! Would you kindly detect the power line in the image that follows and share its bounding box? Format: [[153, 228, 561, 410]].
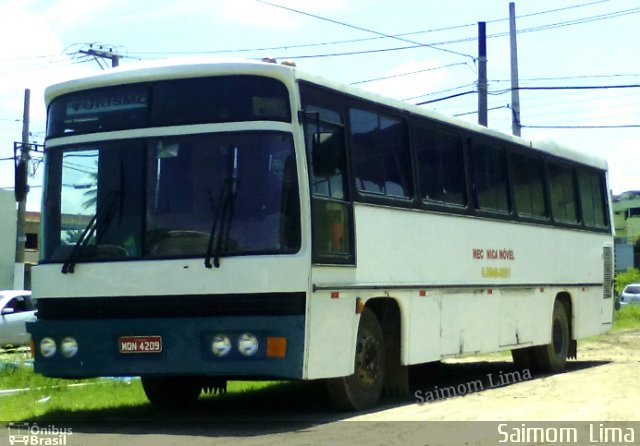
[[350, 62, 468, 85], [522, 124, 640, 129], [487, 84, 640, 95], [0, 57, 93, 76], [126, 0, 614, 59], [453, 105, 509, 117], [398, 7, 640, 49], [518, 84, 640, 91], [254, 0, 476, 60], [274, 43, 429, 60], [410, 82, 640, 111], [415, 91, 477, 105], [269, 7, 640, 61], [490, 73, 640, 83], [404, 83, 478, 101]]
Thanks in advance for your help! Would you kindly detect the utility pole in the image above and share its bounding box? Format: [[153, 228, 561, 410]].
[[80, 44, 120, 69], [477, 22, 488, 127], [14, 88, 30, 289], [509, 2, 522, 136]]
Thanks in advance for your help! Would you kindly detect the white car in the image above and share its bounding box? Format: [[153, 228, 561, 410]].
[[0, 290, 35, 347], [620, 283, 640, 306]]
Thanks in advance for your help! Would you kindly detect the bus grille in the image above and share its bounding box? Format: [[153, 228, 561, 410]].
[[35, 292, 306, 320]]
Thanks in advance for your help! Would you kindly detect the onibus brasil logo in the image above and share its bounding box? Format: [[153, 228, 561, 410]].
[[7, 422, 72, 445]]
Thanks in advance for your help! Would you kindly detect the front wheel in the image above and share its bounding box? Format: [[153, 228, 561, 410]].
[[141, 376, 202, 409], [534, 300, 570, 373], [326, 308, 385, 411]]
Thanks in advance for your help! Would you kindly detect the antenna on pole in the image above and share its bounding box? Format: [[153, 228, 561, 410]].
[[477, 22, 488, 127], [509, 2, 522, 136]]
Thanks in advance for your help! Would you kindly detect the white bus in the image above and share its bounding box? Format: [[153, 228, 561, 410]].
[[28, 59, 614, 410]]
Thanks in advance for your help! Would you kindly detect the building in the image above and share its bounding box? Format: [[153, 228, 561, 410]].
[[0, 189, 17, 289], [612, 190, 640, 271]]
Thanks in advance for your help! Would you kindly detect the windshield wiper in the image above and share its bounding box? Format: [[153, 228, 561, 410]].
[[205, 148, 239, 269], [61, 191, 122, 274]]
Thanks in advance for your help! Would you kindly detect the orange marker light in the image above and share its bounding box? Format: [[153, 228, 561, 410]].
[[355, 297, 365, 314], [267, 337, 287, 358]]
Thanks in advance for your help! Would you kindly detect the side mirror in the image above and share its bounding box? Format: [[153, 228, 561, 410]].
[[1, 307, 15, 316]]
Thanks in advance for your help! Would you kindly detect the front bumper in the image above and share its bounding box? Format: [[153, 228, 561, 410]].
[[27, 315, 305, 379]]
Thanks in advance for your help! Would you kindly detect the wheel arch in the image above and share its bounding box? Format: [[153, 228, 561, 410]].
[[364, 296, 409, 395], [365, 297, 402, 352]]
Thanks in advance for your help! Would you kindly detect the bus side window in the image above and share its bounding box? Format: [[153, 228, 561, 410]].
[[577, 168, 608, 228], [548, 162, 579, 225], [349, 108, 412, 199], [511, 152, 548, 219], [414, 125, 467, 207], [470, 140, 511, 213]]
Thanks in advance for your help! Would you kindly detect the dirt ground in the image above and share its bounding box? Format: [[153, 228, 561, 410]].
[[352, 329, 640, 422]]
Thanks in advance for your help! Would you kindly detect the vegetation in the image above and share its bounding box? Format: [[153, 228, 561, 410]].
[[0, 354, 307, 422], [615, 268, 640, 295], [613, 304, 640, 332]]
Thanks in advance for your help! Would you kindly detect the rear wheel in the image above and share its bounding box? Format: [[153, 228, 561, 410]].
[[534, 300, 570, 373], [141, 376, 202, 409], [327, 308, 385, 411]]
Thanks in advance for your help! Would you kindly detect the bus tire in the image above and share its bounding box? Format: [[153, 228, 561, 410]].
[[326, 308, 385, 411], [533, 300, 570, 373], [141, 376, 201, 409]]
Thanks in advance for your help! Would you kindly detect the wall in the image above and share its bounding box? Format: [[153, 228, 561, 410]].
[[0, 189, 16, 289]]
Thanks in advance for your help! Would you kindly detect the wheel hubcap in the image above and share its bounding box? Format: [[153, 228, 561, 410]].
[[355, 332, 381, 388]]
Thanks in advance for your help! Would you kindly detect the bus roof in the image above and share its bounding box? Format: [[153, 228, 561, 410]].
[[45, 58, 607, 171]]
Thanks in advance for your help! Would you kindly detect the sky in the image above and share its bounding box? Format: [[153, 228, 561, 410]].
[[0, 0, 638, 211]]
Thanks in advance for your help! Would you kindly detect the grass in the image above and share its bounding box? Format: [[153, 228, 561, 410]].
[[0, 360, 293, 422], [0, 350, 144, 422], [0, 348, 321, 422], [0, 373, 145, 422], [612, 304, 640, 332]]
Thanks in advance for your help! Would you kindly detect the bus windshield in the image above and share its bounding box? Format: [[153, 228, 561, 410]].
[[42, 131, 301, 265]]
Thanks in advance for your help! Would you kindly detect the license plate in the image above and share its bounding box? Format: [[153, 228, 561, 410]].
[[119, 335, 163, 354]]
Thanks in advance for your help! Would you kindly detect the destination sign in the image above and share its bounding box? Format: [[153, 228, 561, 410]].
[[66, 91, 149, 116]]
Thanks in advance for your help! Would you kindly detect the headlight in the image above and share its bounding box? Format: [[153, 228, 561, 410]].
[[211, 334, 231, 357], [60, 337, 79, 358], [238, 333, 259, 356], [40, 337, 57, 358]]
